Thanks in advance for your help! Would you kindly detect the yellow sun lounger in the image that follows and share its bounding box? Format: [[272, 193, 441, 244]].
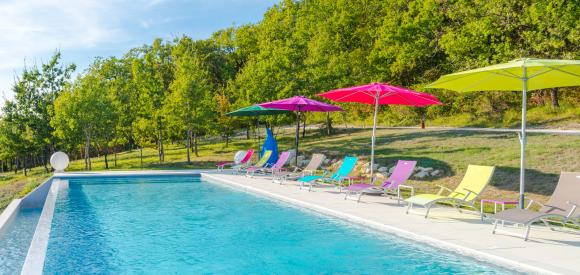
[[405, 165, 495, 218]]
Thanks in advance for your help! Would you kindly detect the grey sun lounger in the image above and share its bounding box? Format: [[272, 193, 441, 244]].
[[272, 154, 325, 184], [491, 172, 580, 241]]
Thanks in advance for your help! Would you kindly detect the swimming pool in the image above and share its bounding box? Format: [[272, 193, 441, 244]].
[[0, 208, 41, 274], [25, 175, 512, 273]]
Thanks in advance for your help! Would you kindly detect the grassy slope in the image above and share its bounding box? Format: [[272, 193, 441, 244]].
[[1, 127, 578, 212], [429, 105, 580, 129]]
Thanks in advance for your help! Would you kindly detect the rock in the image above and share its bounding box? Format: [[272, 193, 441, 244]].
[[377, 166, 388, 173], [388, 166, 396, 174], [299, 159, 310, 167], [414, 171, 429, 179], [423, 167, 434, 172], [374, 173, 387, 183], [323, 159, 331, 165], [431, 170, 442, 177], [296, 155, 305, 164], [328, 150, 339, 156]]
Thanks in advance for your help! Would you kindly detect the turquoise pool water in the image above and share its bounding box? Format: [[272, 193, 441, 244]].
[[0, 208, 41, 274], [42, 175, 511, 274]]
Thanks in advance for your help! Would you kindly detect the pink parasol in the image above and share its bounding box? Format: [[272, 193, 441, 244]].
[[318, 83, 442, 180], [259, 96, 343, 165]]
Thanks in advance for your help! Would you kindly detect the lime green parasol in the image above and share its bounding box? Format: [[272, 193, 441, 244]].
[[428, 58, 580, 208]]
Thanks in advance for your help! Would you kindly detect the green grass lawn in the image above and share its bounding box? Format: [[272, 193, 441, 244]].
[[1, 127, 578, 212]]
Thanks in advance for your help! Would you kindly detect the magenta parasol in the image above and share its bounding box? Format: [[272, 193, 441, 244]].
[[319, 83, 442, 180]]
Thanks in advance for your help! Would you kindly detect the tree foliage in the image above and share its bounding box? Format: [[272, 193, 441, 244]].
[[0, 0, 578, 172]]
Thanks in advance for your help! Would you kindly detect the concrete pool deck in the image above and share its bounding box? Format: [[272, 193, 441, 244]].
[[203, 172, 580, 275]]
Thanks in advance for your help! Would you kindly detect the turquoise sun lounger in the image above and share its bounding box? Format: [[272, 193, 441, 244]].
[[298, 156, 357, 191]]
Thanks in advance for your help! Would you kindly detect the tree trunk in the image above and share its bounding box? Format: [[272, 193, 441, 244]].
[[550, 89, 559, 108], [114, 141, 118, 167], [140, 147, 144, 168], [158, 128, 165, 163], [104, 143, 109, 169], [43, 149, 49, 173], [302, 115, 306, 138], [420, 112, 426, 129], [85, 132, 91, 170], [186, 128, 192, 164], [326, 112, 332, 136], [23, 156, 28, 176], [193, 131, 199, 157], [246, 125, 250, 140]]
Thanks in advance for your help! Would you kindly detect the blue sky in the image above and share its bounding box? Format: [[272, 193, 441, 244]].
[[0, 0, 278, 103]]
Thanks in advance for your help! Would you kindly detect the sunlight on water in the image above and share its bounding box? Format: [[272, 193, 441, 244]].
[[44, 175, 513, 274]]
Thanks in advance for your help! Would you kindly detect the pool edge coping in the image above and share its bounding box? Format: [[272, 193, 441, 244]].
[[201, 173, 558, 275], [20, 178, 63, 275], [0, 199, 22, 235]]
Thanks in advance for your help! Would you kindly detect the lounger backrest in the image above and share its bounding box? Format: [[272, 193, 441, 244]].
[[303, 154, 325, 171], [241, 149, 254, 164], [255, 150, 272, 167], [331, 156, 358, 180], [272, 151, 291, 168], [449, 165, 495, 202], [382, 160, 417, 189], [540, 172, 580, 216]]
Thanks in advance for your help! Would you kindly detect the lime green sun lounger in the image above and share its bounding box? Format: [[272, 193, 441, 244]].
[[236, 150, 272, 174], [406, 165, 495, 218]]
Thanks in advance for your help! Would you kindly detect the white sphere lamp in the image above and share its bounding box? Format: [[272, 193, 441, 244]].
[[50, 151, 70, 173]]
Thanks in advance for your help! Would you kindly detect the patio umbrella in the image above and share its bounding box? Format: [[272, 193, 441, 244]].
[[319, 83, 442, 180], [259, 96, 343, 166], [427, 58, 580, 208], [226, 105, 289, 152]]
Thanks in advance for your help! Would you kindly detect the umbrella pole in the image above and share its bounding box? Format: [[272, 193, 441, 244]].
[[519, 70, 528, 209], [370, 94, 379, 182], [257, 119, 261, 154], [295, 110, 301, 166]]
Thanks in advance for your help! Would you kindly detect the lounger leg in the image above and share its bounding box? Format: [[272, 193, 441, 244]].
[[524, 225, 531, 241], [357, 192, 362, 203], [406, 202, 412, 214], [424, 205, 432, 218], [397, 188, 401, 205], [492, 220, 499, 234]]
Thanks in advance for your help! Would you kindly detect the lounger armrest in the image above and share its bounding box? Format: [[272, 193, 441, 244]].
[[292, 166, 302, 173], [436, 185, 453, 196], [526, 199, 545, 210], [461, 188, 479, 201], [398, 184, 415, 196], [565, 201, 578, 218]]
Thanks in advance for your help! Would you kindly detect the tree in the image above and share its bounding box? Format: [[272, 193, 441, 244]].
[[52, 71, 116, 170], [130, 39, 174, 163]]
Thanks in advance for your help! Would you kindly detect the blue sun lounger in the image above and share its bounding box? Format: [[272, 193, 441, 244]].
[[298, 156, 358, 191]]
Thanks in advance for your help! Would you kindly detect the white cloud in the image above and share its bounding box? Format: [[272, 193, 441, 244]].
[[0, 0, 131, 100], [0, 0, 122, 69], [0, 0, 278, 104]]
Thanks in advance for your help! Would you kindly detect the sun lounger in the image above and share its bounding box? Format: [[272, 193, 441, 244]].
[[491, 172, 580, 240], [405, 165, 495, 218], [237, 150, 272, 174], [272, 154, 325, 184], [345, 160, 416, 204], [217, 149, 254, 171], [298, 156, 358, 191], [247, 151, 291, 178]]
